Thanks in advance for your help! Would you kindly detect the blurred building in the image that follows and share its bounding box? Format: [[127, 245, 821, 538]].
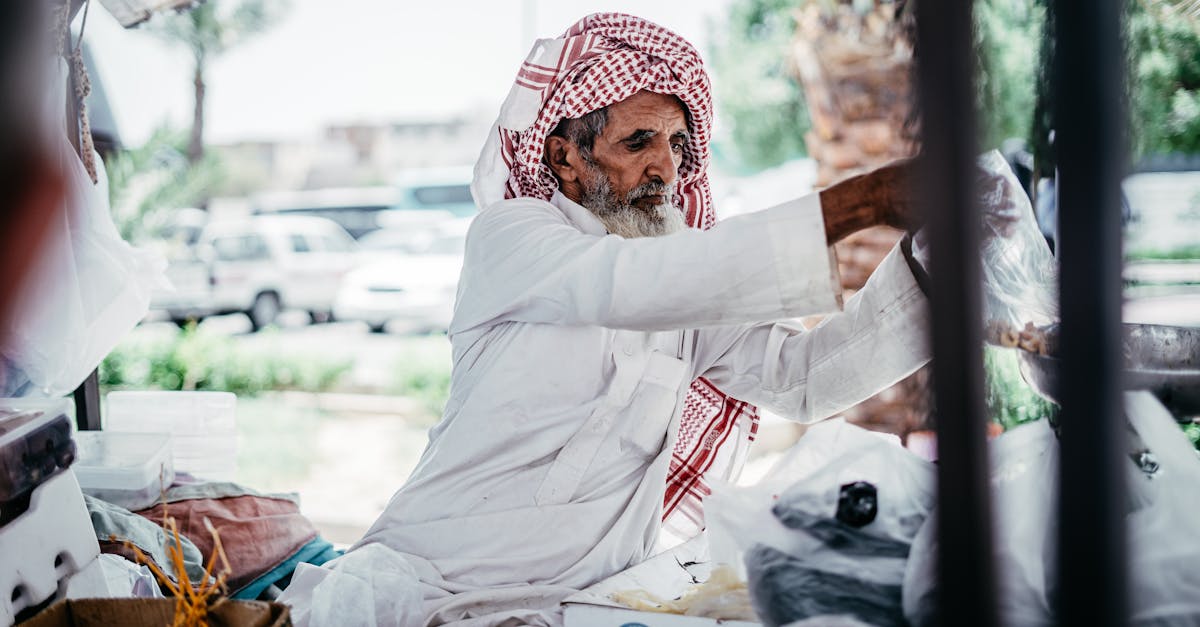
[[214, 115, 491, 194]]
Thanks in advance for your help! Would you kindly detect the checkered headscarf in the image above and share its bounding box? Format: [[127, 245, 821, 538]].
[[472, 13, 759, 536]]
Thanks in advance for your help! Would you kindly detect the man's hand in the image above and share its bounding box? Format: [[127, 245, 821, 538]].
[[818, 159, 918, 244]]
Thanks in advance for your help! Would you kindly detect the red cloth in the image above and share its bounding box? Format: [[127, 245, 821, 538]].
[[138, 494, 317, 594], [476, 13, 760, 533]]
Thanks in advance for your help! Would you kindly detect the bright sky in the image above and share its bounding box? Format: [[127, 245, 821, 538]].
[[86, 0, 735, 147]]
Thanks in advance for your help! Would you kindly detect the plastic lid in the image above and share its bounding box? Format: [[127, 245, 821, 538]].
[[73, 431, 173, 490], [104, 391, 236, 435]]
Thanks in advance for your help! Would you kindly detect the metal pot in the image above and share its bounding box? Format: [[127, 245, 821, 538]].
[[1016, 323, 1200, 419]]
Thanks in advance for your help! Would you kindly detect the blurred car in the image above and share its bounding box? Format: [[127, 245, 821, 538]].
[[161, 215, 358, 330], [334, 218, 472, 333], [251, 168, 477, 240], [147, 209, 214, 321], [391, 166, 477, 217], [252, 186, 398, 240]]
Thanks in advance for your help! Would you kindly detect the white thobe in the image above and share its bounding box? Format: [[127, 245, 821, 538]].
[[315, 191, 930, 626]]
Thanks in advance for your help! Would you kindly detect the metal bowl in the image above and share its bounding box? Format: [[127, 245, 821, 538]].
[[1016, 323, 1200, 418]]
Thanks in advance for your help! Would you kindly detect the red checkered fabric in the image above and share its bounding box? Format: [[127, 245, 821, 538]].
[[472, 12, 759, 535]]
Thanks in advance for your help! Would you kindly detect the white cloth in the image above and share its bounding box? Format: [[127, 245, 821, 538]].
[[289, 191, 930, 627]]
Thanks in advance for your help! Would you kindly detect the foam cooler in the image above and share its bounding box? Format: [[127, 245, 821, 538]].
[[0, 470, 105, 626]]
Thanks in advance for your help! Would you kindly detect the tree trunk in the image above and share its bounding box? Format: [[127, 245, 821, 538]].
[[189, 60, 205, 165], [790, 1, 931, 441]]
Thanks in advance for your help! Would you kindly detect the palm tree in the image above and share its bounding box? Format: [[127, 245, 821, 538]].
[[789, 0, 931, 438], [147, 0, 284, 164]]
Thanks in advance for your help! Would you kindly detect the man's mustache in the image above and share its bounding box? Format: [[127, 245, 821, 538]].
[[625, 181, 673, 205]]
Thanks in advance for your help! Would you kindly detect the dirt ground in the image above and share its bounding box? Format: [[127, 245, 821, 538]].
[[233, 393, 807, 547]]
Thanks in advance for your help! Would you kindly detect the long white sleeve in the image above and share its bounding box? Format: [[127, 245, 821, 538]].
[[450, 193, 842, 334], [693, 242, 931, 423]]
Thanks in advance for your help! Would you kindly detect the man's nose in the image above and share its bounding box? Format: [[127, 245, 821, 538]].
[[644, 143, 678, 186]]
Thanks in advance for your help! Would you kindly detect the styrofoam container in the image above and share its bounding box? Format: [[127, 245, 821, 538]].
[[103, 391, 237, 482], [73, 432, 174, 511], [0, 470, 102, 625]]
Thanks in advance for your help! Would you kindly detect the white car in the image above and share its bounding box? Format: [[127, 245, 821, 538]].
[[163, 215, 358, 330], [334, 218, 471, 333]]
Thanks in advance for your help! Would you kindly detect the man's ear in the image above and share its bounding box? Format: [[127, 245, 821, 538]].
[[544, 135, 581, 184]]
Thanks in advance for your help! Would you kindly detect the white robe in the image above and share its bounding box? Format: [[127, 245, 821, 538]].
[[279, 191, 931, 627]]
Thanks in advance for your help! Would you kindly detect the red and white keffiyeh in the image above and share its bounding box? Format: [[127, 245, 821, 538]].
[[472, 12, 759, 537]]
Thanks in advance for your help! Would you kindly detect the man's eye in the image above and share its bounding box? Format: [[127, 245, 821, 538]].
[[671, 142, 685, 154], [626, 142, 646, 151]]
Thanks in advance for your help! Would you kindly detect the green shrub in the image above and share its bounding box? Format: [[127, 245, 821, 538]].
[[101, 325, 351, 396]]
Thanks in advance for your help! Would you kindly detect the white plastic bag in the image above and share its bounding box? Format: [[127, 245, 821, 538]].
[[902, 419, 1060, 627], [1124, 392, 1200, 626], [903, 393, 1200, 627], [911, 150, 1059, 330], [706, 419, 936, 626], [0, 59, 165, 397], [976, 149, 1059, 330]]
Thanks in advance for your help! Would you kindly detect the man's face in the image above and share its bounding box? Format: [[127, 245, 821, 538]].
[[583, 90, 689, 210], [547, 90, 691, 238]]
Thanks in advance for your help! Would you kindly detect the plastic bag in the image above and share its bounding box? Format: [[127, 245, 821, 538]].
[[0, 59, 165, 397], [278, 543, 424, 627], [903, 393, 1200, 627], [902, 419, 1060, 627], [706, 419, 936, 627], [976, 149, 1059, 330], [1123, 392, 1200, 626], [911, 149, 1059, 331]]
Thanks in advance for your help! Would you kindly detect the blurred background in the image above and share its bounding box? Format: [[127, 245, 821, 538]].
[[79, 0, 1200, 543]]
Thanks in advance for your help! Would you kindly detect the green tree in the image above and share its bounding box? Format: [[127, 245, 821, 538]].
[[1127, 0, 1200, 156], [975, 0, 1043, 151], [146, 0, 285, 165], [708, 0, 812, 172], [106, 125, 224, 242], [708, 0, 1043, 172], [1031, 0, 1200, 171]]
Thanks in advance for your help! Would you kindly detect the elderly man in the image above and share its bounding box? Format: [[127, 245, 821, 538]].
[[281, 13, 936, 627]]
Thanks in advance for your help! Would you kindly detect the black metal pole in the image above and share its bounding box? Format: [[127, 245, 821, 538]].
[[1053, 0, 1128, 623], [915, 0, 998, 624]]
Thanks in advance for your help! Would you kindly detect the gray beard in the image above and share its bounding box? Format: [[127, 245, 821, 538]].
[[578, 164, 688, 239]]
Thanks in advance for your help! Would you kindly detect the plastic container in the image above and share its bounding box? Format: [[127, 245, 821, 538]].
[[103, 391, 237, 482], [73, 431, 174, 511], [0, 398, 75, 503]]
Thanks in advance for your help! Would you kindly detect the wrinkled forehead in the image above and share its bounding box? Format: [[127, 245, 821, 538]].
[[600, 91, 691, 137]]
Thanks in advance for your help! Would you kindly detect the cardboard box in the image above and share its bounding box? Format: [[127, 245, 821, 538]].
[[18, 598, 290, 627]]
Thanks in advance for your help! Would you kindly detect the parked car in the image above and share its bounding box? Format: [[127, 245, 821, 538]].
[[252, 186, 398, 239], [334, 218, 471, 333], [159, 215, 358, 331], [251, 168, 477, 240]]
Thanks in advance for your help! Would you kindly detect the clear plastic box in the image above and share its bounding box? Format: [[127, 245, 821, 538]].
[[103, 391, 237, 482], [73, 431, 174, 511]]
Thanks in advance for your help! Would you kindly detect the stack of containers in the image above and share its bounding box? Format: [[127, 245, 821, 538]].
[[104, 392, 237, 482]]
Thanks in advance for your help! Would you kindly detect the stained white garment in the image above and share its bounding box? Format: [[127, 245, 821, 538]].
[[281, 191, 931, 627]]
